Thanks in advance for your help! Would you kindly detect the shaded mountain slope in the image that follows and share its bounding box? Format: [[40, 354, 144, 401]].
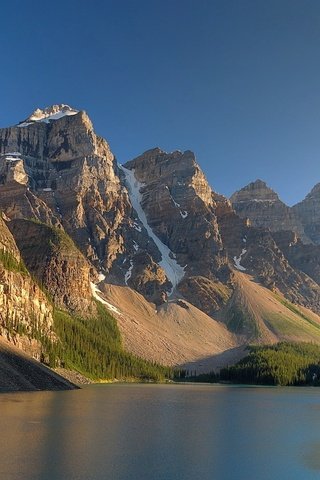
[[0, 337, 76, 392]]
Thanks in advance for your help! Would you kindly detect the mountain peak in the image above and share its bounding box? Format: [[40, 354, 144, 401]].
[[230, 178, 311, 241], [251, 178, 267, 188], [125, 148, 196, 172], [230, 179, 279, 203], [18, 104, 79, 127]]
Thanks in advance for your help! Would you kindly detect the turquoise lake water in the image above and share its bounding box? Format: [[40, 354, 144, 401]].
[[1, 383, 320, 479]]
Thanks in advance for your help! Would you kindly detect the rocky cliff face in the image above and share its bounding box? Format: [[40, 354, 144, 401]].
[[272, 230, 320, 287], [0, 106, 129, 271], [292, 183, 320, 245], [231, 179, 308, 242], [228, 180, 320, 310], [217, 203, 320, 312], [8, 219, 94, 314], [0, 215, 54, 361], [120, 148, 234, 308], [123, 148, 227, 277]]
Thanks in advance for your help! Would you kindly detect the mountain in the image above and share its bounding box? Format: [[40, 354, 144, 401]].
[[120, 148, 232, 309], [230, 179, 309, 241], [230, 180, 320, 308], [231, 179, 320, 248], [1, 104, 320, 387]]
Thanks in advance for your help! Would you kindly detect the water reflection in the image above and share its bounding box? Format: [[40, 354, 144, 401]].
[[1, 385, 320, 480]]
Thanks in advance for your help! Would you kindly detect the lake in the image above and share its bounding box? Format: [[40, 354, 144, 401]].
[[1, 383, 320, 479]]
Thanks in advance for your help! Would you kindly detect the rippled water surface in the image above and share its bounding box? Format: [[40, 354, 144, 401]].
[[1, 383, 320, 480]]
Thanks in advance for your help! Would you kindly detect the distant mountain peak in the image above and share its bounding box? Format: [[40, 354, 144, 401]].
[[230, 179, 279, 203], [18, 104, 79, 127], [251, 178, 268, 188]]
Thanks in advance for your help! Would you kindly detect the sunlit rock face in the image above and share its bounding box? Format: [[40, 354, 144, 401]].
[[0, 106, 127, 267], [0, 215, 54, 361]]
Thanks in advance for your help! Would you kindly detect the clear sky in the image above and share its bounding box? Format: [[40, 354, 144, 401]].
[[1, 0, 320, 205]]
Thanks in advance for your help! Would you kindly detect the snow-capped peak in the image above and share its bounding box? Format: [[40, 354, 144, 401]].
[[18, 104, 79, 127]]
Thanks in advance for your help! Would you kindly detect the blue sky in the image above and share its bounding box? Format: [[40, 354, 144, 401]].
[[1, 0, 320, 205]]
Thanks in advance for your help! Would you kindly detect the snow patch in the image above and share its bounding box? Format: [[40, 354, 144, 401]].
[[250, 199, 276, 203], [133, 240, 139, 252], [0, 152, 21, 157], [166, 186, 189, 219], [103, 301, 121, 315], [17, 105, 78, 127], [119, 165, 185, 293], [17, 122, 33, 128], [124, 260, 134, 285], [98, 272, 106, 282], [242, 237, 247, 243], [90, 282, 121, 315], [168, 189, 180, 208], [233, 249, 247, 271], [4, 156, 20, 162], [133, 222, 142, 232], [42, 188, 52, 192]]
